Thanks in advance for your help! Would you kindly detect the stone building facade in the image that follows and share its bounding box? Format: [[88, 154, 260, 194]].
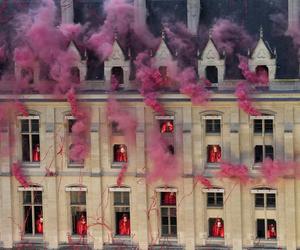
[[0, 0, 300, 250]]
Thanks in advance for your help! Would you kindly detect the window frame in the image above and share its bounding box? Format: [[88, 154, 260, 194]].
[[20, 186, 43, 236], [69, 190, 87, 236], [251, 188, 276, 209], [18, 115, 40, 164], [254, 145, 274, 163], [251, 115, 274, 134], [160, 192, 177, 238], [256, 218, 277, 240]]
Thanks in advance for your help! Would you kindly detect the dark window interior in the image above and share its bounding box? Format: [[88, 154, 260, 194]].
[[206, 119, 221, 133], [206, 66, 218, 83], [111, 67, 124, 85]]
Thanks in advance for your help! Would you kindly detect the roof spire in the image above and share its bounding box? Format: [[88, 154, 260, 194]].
[[114, 29, 118, 41], [259, 26, 264, 39], [161, 28, 166, 40], [209, 29, 212, 39]]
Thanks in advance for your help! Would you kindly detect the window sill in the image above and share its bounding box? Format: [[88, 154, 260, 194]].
[[205, 132, 221, 136], [22, 162, 40, 168], [111, 162, 127, 168], [21, 235, 43, 241], [207, 206, 223, 209], [206, 237, 224, 245], [68, 163, 84, 168], [206, 163, 220, 169], [159, 237, 178, 244], [254, 238, 277, 245]]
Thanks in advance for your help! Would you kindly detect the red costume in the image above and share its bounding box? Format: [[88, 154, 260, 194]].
[[36, 214, 43, 234], [116, 145, 127, 162], [161, 121, 174, 133], [212, 218, 224, 237], [119, 214, 130, 235], [163, 192, 176, 205], [208, 146, 221, 163], [32, 144, 40, 162], [267, 224, 276, 239], [76, 215, 87, 235]]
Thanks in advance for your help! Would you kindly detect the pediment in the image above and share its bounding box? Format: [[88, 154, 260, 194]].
[[108, 40, 126, 61], [201, 39, 220, 61], [252, 39, 272, 60], [155, 39, 172, 60]]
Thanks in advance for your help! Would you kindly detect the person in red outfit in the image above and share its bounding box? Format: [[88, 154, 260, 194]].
[[161, 121, 174, 133], [119, 214, 130, 235], [76, 214, 87, 235], [116, 145, 127, 162], [212, 218, 224, 237], [267, 224, 276, 239], [208, 145, 221, 163], [32, 144, 40, 162], [36, 213, 43, 234], [163, 192, 176, 205]]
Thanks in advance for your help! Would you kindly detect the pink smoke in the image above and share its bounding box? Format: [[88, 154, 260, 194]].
[[217, 162, 250, 184], [260, 158, 295, 183], [195, 175, 213, 188], [88, 0, 135, 61], [12, 162, 30, 187], [147, 129, 180, 184], [116, 163, 128, 187], [211, 19, 254, 55], [178, 67, 210, 105], [235, 82, 261, 116], [13, 47, 35, 68], [66, 89, 90, 162], [107, 97, 137, 145], [59, 23, 82, 41]]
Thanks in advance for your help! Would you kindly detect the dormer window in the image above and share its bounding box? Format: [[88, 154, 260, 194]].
[[255, 65, 269, 82], [205, 66, 218, 84], [70, 66, 80, 83], [111, 67, 124, 85], [21, 68, 34, 84]]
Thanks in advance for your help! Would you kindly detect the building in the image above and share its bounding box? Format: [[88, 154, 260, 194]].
[[0, 0, 300, 250]]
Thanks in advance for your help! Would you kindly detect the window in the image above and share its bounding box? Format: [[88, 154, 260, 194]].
[[205, 66, 218, 84], [21, 67, 34, 84], [114, 191, 130, 236], [20, 116, 40, 163], [207, 145, 221, 163], [70, 66, 80, 83], [160, 120, 174, 133], [255, 65, 269, 83], [161, 192, 177, 237], [70, 191, 87, 236], [252, 188, 276, 208], [209, 218, 224, 238], [254, 118, 273, 134], [113, 144, 128, 163], [111, 67, 124, 85], [254, 145, 274, 163], [207, 192, 223, 208], [256, 219, 277, 239], [206, 119, 221, 134], [111, 121, 122, 134], [159, 66, 168, 79], [22, 189, 43, 235]]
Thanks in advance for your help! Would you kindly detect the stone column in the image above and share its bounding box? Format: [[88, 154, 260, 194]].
[[187, 0, 201, 34], [288, 0, 300, 30], [61, 0, 74, 24]]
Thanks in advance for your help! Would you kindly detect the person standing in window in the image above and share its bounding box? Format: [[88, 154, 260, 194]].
[[161, 121, 174, 133], [116, 145, 127, 162], [163, 192, 176, 205], [267, 223, 276, 239], [208, 145, 221, 163], [212, 218, 224, 237], [76, 214, 87, 235], [36, 213, 43, 234], [119, 214, 130, 235], [32, 144, 40, 162]]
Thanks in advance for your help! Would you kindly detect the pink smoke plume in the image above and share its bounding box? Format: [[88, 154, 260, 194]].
[[178, 67, 210, 105], [88, 0, 134, 61], [59, 23, 82, 41], [235, 82, 261, 116], [66, 89, 90, 162], [12, 162, 30, 187], [260, 158, 296, 183], [116, 163, 128, 187], [217, 162, 250, 184], [134, 52, 165, 114], [147, 129, 180, 184], [195, 175, 213, 188], [238, 55, 269, 85], [211, 19, 253, 55], [13, 47, 35, 68], [107, 97, 137, 145]]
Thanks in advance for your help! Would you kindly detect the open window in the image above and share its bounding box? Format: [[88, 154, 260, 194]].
[[257, 219, 276, 239], [21, 186, 43, 236], [205, 66, 218, 84], [20, 115, 40, 163], [113, 191, 131, 236], [160, 120, 174, 133], [111, 67, 124, 85], [113, 144, 128, 163], [209, 218, 224, 238], [69, 190, 87, 236], [255, 65, 269, 83], [207, 145, 221, 163], [70, 66, 80, 83]]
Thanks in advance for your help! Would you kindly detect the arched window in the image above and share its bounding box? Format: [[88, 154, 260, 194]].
[[205, 66, 218, 84], [256, 65, 269, 82], [70, 66, 80, 83], [111, 67, 124, 85]]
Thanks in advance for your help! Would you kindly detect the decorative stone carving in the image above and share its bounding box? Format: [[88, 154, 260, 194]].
[[198, 34, 225, 85], [248, 27, 277, 81], [154, 32, 174, 68]]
